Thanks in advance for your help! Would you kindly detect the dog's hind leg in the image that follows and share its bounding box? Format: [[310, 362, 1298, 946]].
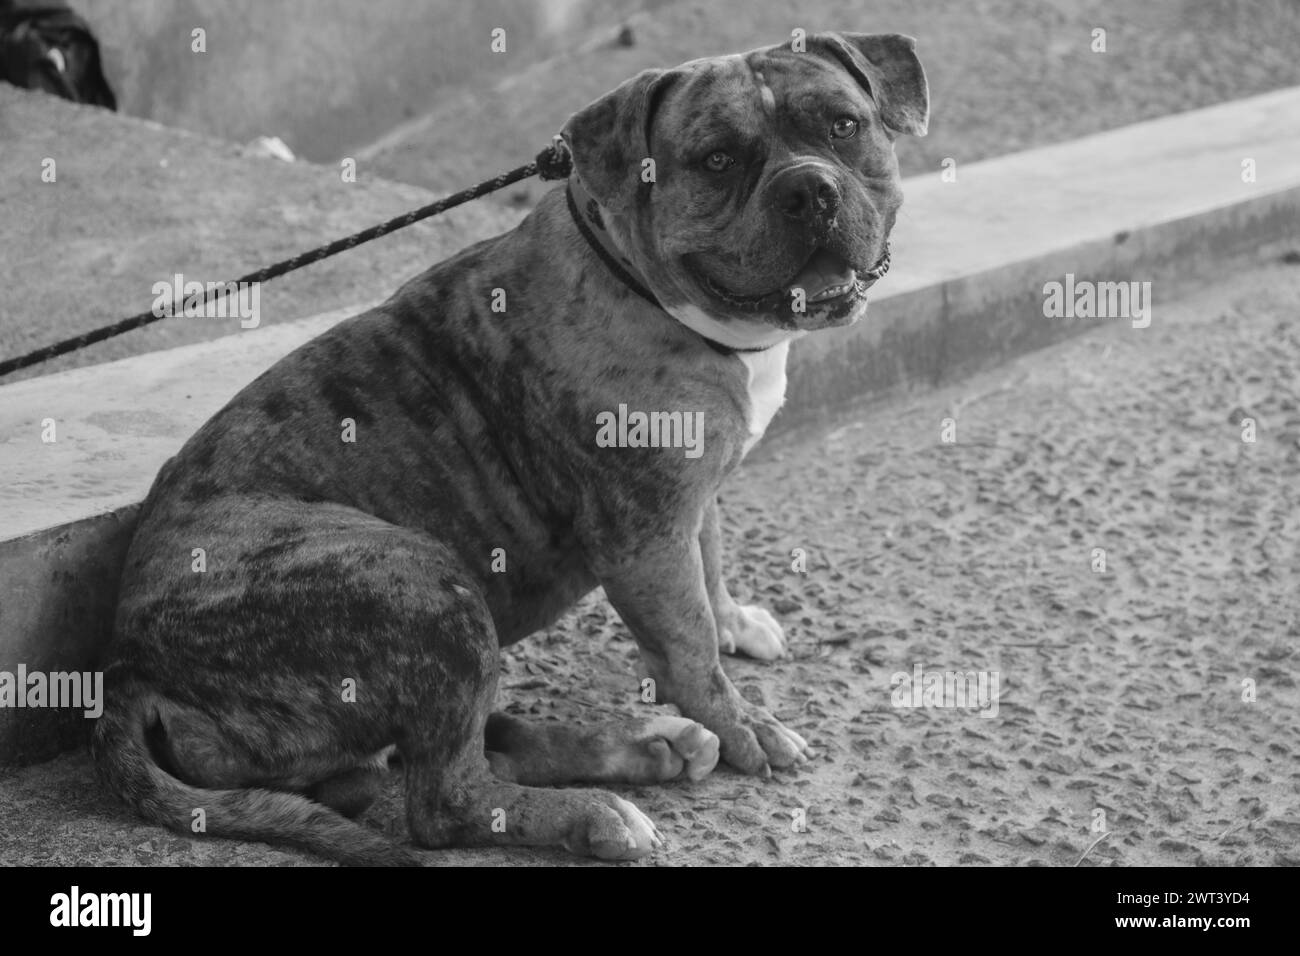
[[307, 755, 391, 818], [111, 496, 668, 862], [396, 592, 668, 860], [483, 712, 719, 785], [404, 748, 667, 861]]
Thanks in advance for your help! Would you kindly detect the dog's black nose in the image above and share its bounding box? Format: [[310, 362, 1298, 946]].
[[775, 166, 841, 224]]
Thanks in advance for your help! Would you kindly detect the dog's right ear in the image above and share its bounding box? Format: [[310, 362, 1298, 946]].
[[560, 68, 678, 212], [811, 32, 929, 137]]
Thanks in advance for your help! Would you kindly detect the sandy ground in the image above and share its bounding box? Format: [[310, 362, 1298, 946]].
[[0, 87, 523, 384], [3, 252, 1297, 867]]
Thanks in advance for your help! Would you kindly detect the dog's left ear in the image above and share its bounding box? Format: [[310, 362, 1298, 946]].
[[560, 68, 679, 211], [811, 32, 929, 137]]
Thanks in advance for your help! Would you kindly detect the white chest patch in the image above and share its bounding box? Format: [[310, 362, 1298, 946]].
[[739, 341, 790, 457]]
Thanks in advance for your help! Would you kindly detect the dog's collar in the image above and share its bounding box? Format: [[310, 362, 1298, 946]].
[[564, 178, 778, 358]]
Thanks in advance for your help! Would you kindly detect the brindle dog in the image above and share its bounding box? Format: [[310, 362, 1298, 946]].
[[93, 31, 928, 864]]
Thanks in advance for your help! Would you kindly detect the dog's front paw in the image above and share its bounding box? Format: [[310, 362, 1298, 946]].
[[716, 602, 787, 660], [604, 714, 721, 784], [565, 794, 664, 861], [639, 715, 721, 782], [712, 701, 808, 776]]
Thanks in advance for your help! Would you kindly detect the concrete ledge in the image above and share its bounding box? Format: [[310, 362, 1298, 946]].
[[0, 509, 137, 763], [3, 87, 1300, 764], [787, 188, 1300, 421], [785, 85, 1300, 418], [0, 305, 368, 541]]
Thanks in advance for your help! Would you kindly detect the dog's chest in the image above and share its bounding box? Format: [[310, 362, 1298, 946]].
[[738, 341, 790, 457]]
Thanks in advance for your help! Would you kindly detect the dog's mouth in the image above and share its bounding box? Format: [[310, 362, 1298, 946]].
[[688, 244, 891, 314]]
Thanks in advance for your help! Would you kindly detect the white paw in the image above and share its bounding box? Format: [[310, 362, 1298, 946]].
[[642, 715, 721, 782], [585, 795, 663, 860], [717, 603, 787, 660]]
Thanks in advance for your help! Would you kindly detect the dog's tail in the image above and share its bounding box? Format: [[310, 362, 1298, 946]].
[[91, 694, 419, 867]]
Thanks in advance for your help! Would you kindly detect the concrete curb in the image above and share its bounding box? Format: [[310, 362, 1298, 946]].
[[3, 87, 1299, 764], [785, 186, 1300, 423]]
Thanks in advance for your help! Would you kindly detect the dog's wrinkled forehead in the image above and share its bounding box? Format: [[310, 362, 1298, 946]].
[[561, 33, 927, 211], [653, 50, 869, 152]]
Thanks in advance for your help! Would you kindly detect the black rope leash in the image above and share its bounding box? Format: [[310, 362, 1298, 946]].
[[0, 138, 574, 380]]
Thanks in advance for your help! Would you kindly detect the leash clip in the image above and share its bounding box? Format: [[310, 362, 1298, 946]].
[[536, 134, 573, 181]]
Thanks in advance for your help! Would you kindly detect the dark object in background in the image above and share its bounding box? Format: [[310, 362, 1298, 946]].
[[0, 1, 115, 108]]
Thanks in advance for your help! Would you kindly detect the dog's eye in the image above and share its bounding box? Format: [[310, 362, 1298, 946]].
[[702, 150, 734, 173], [831, 116, 859, 139], [47, 47, 66, 73]]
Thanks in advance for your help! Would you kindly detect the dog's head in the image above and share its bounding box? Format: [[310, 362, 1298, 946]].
[[561, 32, 927, 349]]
